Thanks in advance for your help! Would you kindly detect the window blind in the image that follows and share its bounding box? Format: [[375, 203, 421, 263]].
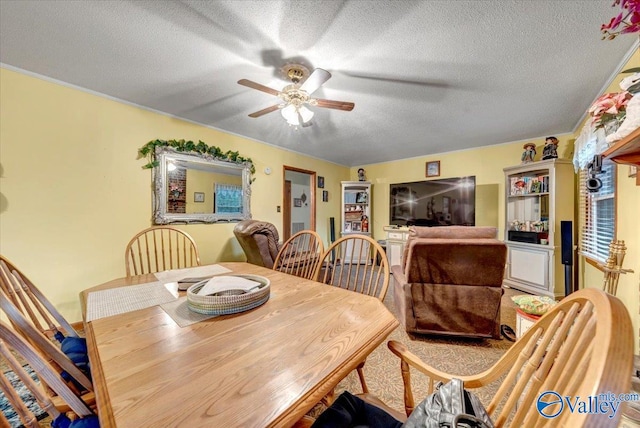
[[578, 161, 616, 263]]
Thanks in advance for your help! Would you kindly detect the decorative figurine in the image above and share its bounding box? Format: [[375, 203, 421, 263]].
[[357, 168, 367, 181], [542, 136, 559, 160], [521, 143, 536, 163], [361, 214, 369, 232]]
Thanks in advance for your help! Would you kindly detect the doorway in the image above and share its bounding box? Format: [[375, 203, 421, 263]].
[[283, 166, 316, 241]]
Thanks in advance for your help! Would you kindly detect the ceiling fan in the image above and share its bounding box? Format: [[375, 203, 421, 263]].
[[238, 64, 354, 127]]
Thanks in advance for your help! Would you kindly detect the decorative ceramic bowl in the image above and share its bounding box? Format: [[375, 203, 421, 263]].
[[186, 274, 270, 315]]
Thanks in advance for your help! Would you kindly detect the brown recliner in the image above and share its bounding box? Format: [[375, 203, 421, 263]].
[[233, 220, 282, 268], [391, 226, 507, 339]]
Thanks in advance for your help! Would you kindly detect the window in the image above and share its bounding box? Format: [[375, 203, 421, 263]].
[[578, 160, 616, 263]]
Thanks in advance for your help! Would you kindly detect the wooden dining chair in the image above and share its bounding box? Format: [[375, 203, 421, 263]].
[[314, 234, 390, 301], [0, 256, 83, 344], [0, 320, 98, 428], [125, 226, 201, 277], [363, 288, 631, 427], [313, 234, 390, 395], [0, 292, 94, 405], [273, 230, 325, 280], [0, 256, 91, 396]]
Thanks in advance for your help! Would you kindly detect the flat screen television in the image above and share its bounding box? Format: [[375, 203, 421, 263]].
[[389, 176, 476, 226]]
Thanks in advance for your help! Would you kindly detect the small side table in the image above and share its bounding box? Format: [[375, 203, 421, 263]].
[[515, 308, 541, 339]]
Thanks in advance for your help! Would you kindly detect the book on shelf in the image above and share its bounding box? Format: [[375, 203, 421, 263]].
[[510, 177, 524, 195], [529, 180, 541, 193], [510, 175, 549, 195]]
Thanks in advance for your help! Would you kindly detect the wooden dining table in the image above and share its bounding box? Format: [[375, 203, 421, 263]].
[[81, 262, 399, 428]]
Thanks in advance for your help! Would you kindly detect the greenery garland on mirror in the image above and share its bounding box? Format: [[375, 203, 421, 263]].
[[138, 139, 256, 179]]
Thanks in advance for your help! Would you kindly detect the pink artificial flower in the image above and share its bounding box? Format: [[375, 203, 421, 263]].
[[622, 0, 640, 11], [588, 91, 631, 128], [602, 0, 640, 39], [622, 23, 640, 33], [602, 12, 624, 30]]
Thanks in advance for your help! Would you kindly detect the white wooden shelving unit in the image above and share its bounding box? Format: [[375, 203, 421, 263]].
[[340, 181, 372, 264], [503, 158, 575, 297]]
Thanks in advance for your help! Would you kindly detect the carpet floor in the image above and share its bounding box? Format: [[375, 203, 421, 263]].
[[1, 364, 47, 428]]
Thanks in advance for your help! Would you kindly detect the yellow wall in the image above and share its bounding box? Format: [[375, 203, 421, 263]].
[[0, 68, 349, 323]]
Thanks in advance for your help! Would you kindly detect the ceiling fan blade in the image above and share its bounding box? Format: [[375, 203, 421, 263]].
[[238, 79, 281, 97], [248, 105, 281, 118], [299, 68, 331, 95], [314, 98, 355, 111]]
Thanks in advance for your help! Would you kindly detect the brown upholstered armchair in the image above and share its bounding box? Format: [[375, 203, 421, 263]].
[[391, 226, 507, 339], [233, 220, 282, 268]]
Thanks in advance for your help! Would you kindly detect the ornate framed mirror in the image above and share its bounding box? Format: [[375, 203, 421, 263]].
[[153, 148, 252, 224]]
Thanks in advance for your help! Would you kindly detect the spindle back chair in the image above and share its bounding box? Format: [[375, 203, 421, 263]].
[[125, 226, 201, 277], [273, 230, 324, 280]]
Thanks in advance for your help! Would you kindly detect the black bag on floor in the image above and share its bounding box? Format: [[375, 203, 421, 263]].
[[402, 378, 494, 428], [310, 391, 403, 428]]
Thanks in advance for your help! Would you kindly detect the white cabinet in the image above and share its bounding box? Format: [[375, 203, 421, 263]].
[[341, 181, 372, 264], [503, 159, 575, 297], [507, 244, 550, 290], [383, 226, 410, 267]]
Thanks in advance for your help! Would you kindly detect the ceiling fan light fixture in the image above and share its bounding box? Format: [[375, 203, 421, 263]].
[[239, 65, 354, 124], [298, 105, 314, 123], [281, 104, 313, 126]]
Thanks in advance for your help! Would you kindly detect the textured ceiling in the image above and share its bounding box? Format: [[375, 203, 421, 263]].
[[0, 0, 637, 166]]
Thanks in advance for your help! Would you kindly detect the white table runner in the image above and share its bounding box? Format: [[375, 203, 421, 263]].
[[86, 282, 177, 322]]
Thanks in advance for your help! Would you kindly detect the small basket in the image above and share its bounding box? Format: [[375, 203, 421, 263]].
[[186, 274, 270, 315]]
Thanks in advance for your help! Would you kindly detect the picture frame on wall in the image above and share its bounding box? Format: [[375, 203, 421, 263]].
[[194, 192, 205, 203], [322, 190, 328, 202], [426, 160, 440, 177], [293, 198, 302, 207], [318, 176, 325, 188]]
